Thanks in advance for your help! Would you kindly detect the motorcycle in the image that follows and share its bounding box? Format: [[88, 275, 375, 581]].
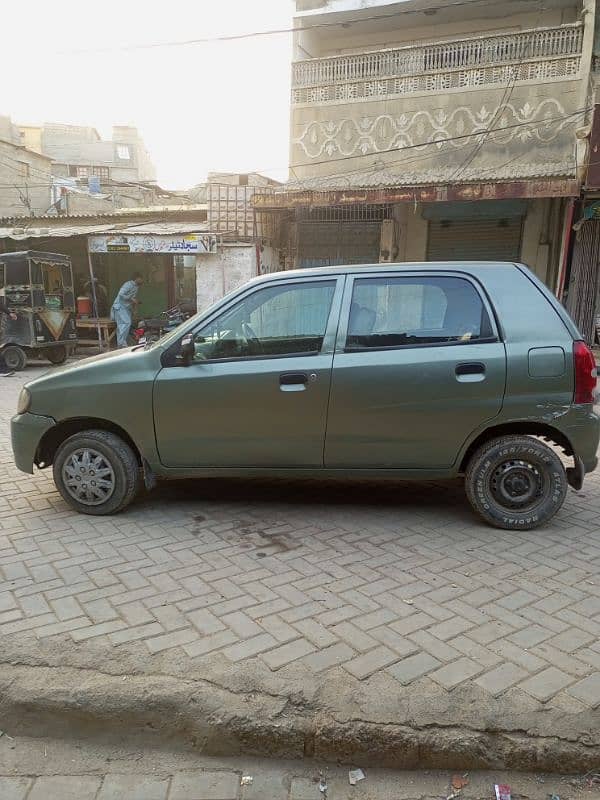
[[133, 301, 196, 345]]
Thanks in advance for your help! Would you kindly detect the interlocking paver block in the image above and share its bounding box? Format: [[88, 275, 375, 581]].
[[222, 633, 278, 662], [28, 776, 102, 800], [302, 642, 356, 672], [567, 673, 600, 707], [430, 657, 483, 689], [519, 667, 574, 701], [508, 625, 554, 648], [293, 618, 338, 647], [170, 770, 239, 800], [344, 645, 399, 679], [221, 610, 263, 639], [263, 638, 316, 669], [474, 662, 528, 695], [97, 774, 169, 800], [427, 616, 475, 641], [187, 608, 225, 635], [387, 652, 441, 685], [547, 629, 595, 653], [0, 777, 31, 800]]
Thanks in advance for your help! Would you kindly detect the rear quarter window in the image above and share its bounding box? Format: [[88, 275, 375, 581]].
[[346, 275, 494, 349]]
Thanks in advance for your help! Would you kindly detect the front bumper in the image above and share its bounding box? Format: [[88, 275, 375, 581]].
[[11, 413, 56, 474]]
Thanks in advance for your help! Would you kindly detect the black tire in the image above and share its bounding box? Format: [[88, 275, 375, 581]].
[[465, 435, 568, 530], [2, 345, 27, 371], [44, 345, 67, 365], [53, 430, 142, 515]]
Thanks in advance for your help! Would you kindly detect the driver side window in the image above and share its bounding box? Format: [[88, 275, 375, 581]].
[[192, 280, 336, 361]]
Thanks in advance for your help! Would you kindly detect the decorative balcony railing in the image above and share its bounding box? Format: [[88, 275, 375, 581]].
[[291, 23, 583, 104]]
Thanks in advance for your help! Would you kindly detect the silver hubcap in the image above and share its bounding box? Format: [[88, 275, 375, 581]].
[[62, 448, 115, 506]]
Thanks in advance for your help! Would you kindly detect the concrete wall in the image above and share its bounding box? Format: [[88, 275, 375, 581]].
[[0, 140, 53, 217], [196, 245, 258, 312]]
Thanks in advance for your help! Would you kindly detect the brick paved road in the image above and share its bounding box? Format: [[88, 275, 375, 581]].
[[2, 366, 600, 710]]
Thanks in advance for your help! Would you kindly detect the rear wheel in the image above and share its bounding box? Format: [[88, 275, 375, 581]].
[[465, 435, 568, 530], [44, 345, 68, 365], [53, 430, 142, 515], [2, 345, 27, 371]]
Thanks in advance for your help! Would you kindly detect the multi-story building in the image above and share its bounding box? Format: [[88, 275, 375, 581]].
[[0, 116, 54, 217], [255, 0, 596, 335], [18, 122, 157, 209]]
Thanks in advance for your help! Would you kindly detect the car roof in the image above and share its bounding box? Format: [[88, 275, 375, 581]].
[[258, 262, 518, 281]]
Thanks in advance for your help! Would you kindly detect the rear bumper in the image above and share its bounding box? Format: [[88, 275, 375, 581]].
[[557, 405, 600, 478], [11, 413, 56, 474]]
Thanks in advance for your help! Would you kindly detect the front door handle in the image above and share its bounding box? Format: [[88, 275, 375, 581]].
[[455, 362, 486, 382], [280, 372, 308, 386], [455, 362, 485, 375]]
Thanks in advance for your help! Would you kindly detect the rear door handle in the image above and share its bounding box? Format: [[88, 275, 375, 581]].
[[455, 362, 486, 382], [280, 372, 308, 385], [280, 372, 309, 391]]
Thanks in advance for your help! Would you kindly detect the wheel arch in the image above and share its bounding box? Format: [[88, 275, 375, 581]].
[[36, 417, 142, 469], [459, 421, 573, 474]]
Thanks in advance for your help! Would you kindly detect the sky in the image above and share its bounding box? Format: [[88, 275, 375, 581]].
[[1, 0, 294, 189]]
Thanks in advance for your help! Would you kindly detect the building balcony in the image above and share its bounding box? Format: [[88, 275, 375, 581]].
[[291, 23, 583, 105]]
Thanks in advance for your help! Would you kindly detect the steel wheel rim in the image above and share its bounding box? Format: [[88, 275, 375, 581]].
[[62, 447, 116, 506], [490, 459, 544, 511]]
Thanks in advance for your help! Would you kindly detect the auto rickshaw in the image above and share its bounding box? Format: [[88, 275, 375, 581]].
[[0, 250, 78, 371]]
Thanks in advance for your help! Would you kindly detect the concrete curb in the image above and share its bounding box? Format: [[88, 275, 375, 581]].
[[2, 664, 600, 772]]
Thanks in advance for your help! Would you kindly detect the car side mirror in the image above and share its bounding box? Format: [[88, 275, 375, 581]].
[[178, 333, 195, 366]]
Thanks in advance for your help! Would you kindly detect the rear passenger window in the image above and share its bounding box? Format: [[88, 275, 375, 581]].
[[346, 276, 494, 350]]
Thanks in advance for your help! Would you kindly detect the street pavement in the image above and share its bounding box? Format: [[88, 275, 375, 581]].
[[2, 735, 599, 800], [2, 364, 600, 716]]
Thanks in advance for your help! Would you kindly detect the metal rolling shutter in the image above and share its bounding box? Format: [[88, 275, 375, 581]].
[[566, 219, 600, 345], [427, 217, 523, 261]]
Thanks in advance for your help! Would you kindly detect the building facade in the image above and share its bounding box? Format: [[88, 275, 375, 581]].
[[0, 116, 54, 217], [18, 123, 157, 210], [255, 0, 597, 332]]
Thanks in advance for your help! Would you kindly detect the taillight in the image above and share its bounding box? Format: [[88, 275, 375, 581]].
[[573, 340, 597, 404]]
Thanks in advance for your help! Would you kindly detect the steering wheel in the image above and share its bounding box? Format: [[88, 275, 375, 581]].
[[241, 321, 263, 354]]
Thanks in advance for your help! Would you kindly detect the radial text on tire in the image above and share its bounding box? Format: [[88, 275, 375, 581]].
[[465, 435, 568, 530]]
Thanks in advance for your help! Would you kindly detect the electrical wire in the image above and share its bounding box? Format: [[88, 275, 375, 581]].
[[0, 106, 589, 195], [446, 0, 546, 183], [56, 0, 525, 55]]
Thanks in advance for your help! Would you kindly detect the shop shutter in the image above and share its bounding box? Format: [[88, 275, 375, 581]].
[[427, 217, 523, 261], [566, 219, 600, 345]]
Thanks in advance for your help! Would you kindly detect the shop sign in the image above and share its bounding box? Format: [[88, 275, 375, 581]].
[[89, 233, 218, 254]]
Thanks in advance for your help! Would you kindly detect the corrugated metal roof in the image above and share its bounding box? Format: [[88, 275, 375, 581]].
[[0, 220, 210, 241], [280, 161, 576, 193], [0, 204, 207, 223]]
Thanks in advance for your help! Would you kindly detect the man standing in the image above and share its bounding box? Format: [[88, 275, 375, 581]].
[[0, 298, 18, 377], [110, 272, 144, 348]]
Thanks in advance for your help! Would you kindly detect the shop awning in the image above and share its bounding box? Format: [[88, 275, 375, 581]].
[[0, 220, 210, 241]]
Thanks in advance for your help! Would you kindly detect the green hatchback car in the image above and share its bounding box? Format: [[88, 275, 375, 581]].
[[11, 262, 599, 529]]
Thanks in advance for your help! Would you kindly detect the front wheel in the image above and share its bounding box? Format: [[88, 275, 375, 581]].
[[44, 345, 67, 365], [53, 430, 142, 515], [2, 345, 27, 371], [465, 435, 568, 530]]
